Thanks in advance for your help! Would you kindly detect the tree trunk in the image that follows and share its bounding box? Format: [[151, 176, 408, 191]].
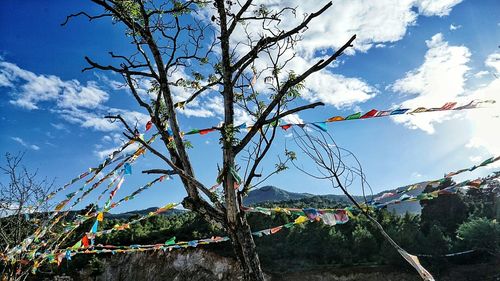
[[227, 215, 266, 281]]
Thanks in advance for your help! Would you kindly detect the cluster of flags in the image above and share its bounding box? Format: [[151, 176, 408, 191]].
[[3, 98, 498, 275], [151, 99, 496, 137], [371, 155, 500, 203]]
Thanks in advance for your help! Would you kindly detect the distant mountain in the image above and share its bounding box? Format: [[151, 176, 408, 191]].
[[243, 185, 368, 205], [108, 207, 186, 219], [244, 185, 427, 215], [243, 186, 315, 205]]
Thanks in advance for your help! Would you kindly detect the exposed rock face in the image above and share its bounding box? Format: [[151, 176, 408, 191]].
[[71, 250, 499, 281], [80, 249, 243, 281]]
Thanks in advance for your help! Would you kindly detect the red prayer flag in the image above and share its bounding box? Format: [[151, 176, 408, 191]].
[[281, 124, 292, 130], [440, 102, 457, 110], [270, 226, 283, 234], [199, 129, 214, 135], [145, 121, 153, 131], [82, 235, 90, 248], [361, 109, 378, 119]]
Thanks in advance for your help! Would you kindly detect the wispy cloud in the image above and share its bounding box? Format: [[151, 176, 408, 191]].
[[11, 137, 40, 151], [0, 60, 150, 132], [0, 61, 109, 110], [390, 34, 500, 157], [50, 122, 70, 132], [390, 33, 471, 133], [449, 23, 462, 30]]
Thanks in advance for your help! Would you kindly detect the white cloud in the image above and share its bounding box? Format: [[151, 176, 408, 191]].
[[198, 0, 462, 112], [411, 172, 422, 178], [223, 0, 462, 58], [302, 72, 377, 108], [449, 24, 462, 31], [50, 123, 69, 132], [390, 35, 500, 157], [469, 155, 482, 163], [93, 73, 126, 91], [463, 53, 500, 157], [474, 70, 489, 79], [94, 142, 139, 160], [485, 53, 500, 73], [0, 61, 108, 110], [281, 113, 304, 124], [390, 33, 471, 133], [0, 60, 152, 132], [415, 0, 463, 17], [52, 107, 150, 132], [11, 137, 40, 151]]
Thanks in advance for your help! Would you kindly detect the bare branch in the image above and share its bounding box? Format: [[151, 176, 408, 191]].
[[60, 11, 112, 26], [235, 34, 356, 154]]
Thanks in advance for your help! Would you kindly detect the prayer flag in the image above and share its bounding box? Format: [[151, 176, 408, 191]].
[[345, 112, 361, 120], [165, 237, 176, 246], [390, 108, 409, 115], [361, 109, 378, 119], [327, 116, 344, 122], [311, 122, 328, 132], [145, 121, 153, 131], [124, 163, 132, 175]]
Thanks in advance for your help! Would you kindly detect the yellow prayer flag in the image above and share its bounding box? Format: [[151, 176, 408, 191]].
[[294, 216, 308, 224]]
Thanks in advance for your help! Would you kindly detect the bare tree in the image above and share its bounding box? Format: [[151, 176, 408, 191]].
[[289, 127, 435, 281], [0, 152, 54, 280], [62, 1, 355, 279]]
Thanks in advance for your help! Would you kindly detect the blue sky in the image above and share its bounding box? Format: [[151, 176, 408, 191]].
[[0, 0, 499, 213]]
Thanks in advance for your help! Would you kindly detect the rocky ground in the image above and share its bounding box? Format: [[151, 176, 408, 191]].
[[50, 249, 499, 281]]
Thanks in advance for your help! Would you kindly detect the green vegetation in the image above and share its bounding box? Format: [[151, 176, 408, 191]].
[[3, 180, 498, 279]]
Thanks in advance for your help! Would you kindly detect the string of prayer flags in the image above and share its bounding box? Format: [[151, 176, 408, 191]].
[[372, 171, 500, 209], [243, 206, 351, 225], [148, 99, 497, 139], [370, 155, 500, 205], [15, 137, 157, 260], [4, 135, 160, 266], [93, 203, 180, 237], [279, 99, 495, 132]]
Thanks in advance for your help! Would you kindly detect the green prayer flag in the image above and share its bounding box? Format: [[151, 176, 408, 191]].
[[230, 167, 242, 184], [186, 129, 200, 135], [345, 112, 361, 120], [71, 240, 82, 250], [479, 157, 494, 167], [165, 236, 176, 246]]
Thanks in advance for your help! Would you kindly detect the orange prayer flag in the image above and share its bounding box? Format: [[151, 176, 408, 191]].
[[327, 116, 344, 122]]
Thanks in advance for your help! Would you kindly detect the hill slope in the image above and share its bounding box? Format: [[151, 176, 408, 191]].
[[244, 185, 426, 215]]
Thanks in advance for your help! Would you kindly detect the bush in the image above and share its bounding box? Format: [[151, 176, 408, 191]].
[[456, 217, 499, 254]]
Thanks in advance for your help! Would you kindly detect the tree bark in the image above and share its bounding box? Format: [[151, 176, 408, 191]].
[[215, 0, 267, 279], [226, 214, 266, 281]]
